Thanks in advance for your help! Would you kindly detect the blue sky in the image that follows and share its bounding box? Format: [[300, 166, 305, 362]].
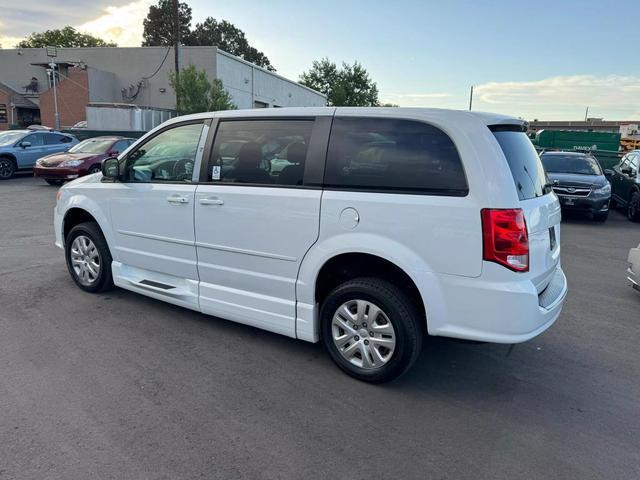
[[1, 0, 638, 119]]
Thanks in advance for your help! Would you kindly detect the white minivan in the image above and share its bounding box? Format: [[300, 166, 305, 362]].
[[54, 107, 567, 382]]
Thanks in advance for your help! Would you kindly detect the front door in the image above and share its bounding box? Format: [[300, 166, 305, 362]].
[[107, 121, 208, 310], [18, 132, 49, 168], [194, 117, 326, 337]]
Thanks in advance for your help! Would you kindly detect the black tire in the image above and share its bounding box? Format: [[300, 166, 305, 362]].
[[628, 191, 640, 223], [0, 156, 16, 180], [65, 221, 115, 293], [593, 212, 608, 222], [45, 179, 63, 186], [320, 277, 423, 383], [88, 164, 101, 174]]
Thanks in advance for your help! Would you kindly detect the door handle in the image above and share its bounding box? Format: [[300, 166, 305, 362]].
[[199, 197, 224, 206], [167, 195, 189, 204]]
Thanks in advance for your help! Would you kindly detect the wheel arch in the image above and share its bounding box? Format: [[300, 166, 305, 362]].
[[296, 235, 436, 341], [61, 199, 114, 253]]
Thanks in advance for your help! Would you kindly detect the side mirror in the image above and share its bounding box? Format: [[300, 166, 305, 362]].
[[101, 157, 119, 180], [107, 150, 119, 156], [604, 169, 613, 177], [621, 166, 633, 175], [20, 141, 31, 148]]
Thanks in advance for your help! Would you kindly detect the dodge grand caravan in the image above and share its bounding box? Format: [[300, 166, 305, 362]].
[[54, 107, 567, 382]]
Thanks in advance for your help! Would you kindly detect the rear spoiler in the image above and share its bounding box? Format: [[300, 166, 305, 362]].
[[488, 123, 528, 133]]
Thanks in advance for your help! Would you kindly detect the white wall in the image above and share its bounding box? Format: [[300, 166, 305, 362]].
[[215, 50, 326, 109]]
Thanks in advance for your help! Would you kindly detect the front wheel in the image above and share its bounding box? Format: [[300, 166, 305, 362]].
[[320, 277, 423, 383], [628, 192, 640, 223], [88, 165, 101, 175], [45, 179, 63, 186], [65, 222, 115, 293], [0, 157, 16, 180]]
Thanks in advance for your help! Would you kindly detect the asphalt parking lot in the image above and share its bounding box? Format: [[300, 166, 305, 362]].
[[1, 174, 639, 480]]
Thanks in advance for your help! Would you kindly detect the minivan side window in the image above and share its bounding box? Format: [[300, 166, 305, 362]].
[[206, 119, 314, 186], [123, 122, 204, 183], [324, 117, 468, 195]]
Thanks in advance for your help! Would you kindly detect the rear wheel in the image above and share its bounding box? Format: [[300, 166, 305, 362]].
[[65, 222, 115, 293], [45, 179, 63, 186], [628, 191, 640, 222], [320, 277, 423, 383], [0, 157, 16, 180]]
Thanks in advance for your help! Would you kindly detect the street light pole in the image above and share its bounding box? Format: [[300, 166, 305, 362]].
[[469, 85, 474, 111], [46, 46, 60, 130], [50, 60, 60, 130]]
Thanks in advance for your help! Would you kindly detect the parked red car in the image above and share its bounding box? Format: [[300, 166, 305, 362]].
[[33, 136, 135, 185]]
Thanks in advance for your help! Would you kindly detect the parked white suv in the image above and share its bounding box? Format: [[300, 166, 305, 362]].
[[54, 107, 567, 382]]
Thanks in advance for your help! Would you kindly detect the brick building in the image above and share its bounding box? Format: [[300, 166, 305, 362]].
[[0, 46, 326, 131]]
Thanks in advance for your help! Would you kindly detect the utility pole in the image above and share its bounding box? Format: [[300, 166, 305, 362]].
[[468, 85, 473, 111], [173, 0, 180, 84], [46, 46, 60, 130]]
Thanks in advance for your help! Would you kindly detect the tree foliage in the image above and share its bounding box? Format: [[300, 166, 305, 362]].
[[142, 1, 274, 70], [169, 65, 235, 115], [17, 26, 116, 48], [188, 18, 274, 71], [299, 59, 379, 107], [142, 0, 193, 47]]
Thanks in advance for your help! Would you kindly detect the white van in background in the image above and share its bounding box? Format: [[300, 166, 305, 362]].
[[54, 107, 567, 382]]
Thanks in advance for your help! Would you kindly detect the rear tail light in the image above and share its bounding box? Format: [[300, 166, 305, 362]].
[[481, 208, 529, 272]]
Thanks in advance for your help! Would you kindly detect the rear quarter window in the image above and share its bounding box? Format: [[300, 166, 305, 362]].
[[492, 127, 550, 200], [324, 117, 468, 195]]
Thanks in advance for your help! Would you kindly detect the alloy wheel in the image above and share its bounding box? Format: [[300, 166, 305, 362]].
[[0, 158, 14, 179], [331, 299, 396, 370], [70, 235, 101, 286]]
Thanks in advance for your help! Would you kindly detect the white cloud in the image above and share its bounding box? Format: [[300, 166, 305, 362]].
[[77, 0, 152, 47], [474, 75, 640, 120], [0, 20, 23, 48]]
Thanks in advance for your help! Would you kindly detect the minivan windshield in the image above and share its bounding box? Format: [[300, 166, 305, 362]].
[[492, 128, 551, 200], [541, 154, 602, 175]]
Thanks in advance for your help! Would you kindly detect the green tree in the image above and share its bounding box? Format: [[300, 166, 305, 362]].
[[17, 26, 116, 48], [169, 65, 235, 115], [299, 59, 379, 107], [142, 0, 192, 47], [187, 18, 275, 71]]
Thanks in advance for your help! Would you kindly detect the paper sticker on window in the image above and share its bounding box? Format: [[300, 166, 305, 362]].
[[212, 165, 221, 180]]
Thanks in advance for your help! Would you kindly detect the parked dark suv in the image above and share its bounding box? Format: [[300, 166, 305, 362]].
[[541, 151, 611, 222], [606, 150, 640, 222]]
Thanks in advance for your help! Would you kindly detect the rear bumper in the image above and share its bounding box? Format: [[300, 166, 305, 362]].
[[556, 194, 609, 214], [628, 247, 640, 292], [424, 265, 568, 344], [33, 165, 87, 180]]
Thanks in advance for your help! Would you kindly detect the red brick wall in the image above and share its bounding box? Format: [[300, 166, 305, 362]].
[[40, 67, 89, 129], [0, 90, 10, 131]]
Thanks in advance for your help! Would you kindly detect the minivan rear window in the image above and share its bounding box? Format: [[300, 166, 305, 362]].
[[491, 127, 550, 200]]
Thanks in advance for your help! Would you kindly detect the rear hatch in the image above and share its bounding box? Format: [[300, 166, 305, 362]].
[[491, 126, 562, 292]]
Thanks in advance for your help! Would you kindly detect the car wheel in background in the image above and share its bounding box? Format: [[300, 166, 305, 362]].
[[628, 192, 640, 223], [88, 165, 101, 174], [0, 157, 16, 180], [45, 179, 63, 186], [320, 277, 423, 383], [65, 222, 115, 293]]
